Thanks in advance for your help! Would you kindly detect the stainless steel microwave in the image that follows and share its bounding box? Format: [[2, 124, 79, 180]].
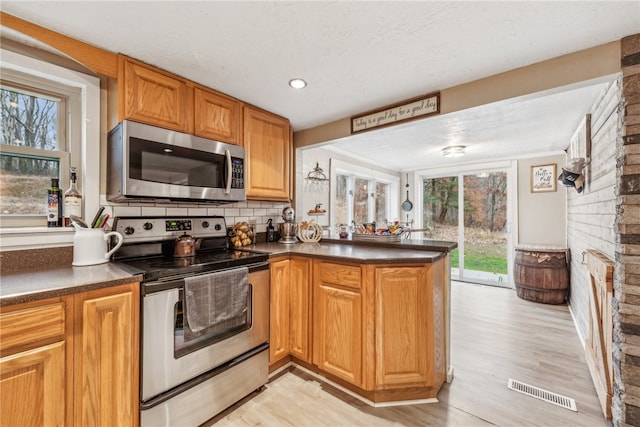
[[107, 121, 245, 204]]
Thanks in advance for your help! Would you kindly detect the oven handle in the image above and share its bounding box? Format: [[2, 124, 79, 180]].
[[224, 149, 232, 195], [142, 261, 269, 295]]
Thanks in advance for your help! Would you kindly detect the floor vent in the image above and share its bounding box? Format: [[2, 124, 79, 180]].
[[507, 378, 577, 411]]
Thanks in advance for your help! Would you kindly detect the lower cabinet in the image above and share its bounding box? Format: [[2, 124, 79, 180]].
[[0, 282, 139, 427], [269, 257, 290, 365], [268, 255, 447, 401], [74, 283, 140, 427], [313, 277, 363, 387], [0, 297, 70, 427], [269, 256, 312, 369], [374, 266, 430, 388], [289, 257, 312, 362]]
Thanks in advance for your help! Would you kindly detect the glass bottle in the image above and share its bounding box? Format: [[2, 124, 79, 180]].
[[64, 167, 82, 227], [47, 178, 62, 227]]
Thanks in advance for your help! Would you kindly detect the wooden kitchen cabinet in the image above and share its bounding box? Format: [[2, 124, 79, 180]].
[[374, 266, 430, 388], [194, 86, 241, 144], [243, 105, 291, 201], [269, 257, 290, 365], [74, 282, 139, 427], [289, 257, 312, 363], [269, 256, 312, 369], [119, 55, 193, 133], [0, 297, 72, 427], [313, 261, 363, 387], [0, 282, 139, 427]]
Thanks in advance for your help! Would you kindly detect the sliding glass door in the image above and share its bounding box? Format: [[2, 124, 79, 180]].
[[423, 168, 511, 287]]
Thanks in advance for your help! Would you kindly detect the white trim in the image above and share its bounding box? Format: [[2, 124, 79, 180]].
[[0, 49, 100, 249], [567, 301, 587, 349]]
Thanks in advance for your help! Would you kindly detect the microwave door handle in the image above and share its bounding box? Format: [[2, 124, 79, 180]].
[[224, 149, 232, 194]]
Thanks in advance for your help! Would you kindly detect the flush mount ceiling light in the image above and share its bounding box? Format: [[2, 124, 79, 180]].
[[288, 78, 307, 89], [442, 145, 466, 158]]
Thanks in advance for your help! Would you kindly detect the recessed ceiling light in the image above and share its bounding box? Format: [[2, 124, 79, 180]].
[[289, 78, 307, 89], [442, 145, 466, 158]]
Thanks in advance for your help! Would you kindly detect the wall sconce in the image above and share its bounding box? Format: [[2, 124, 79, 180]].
[[442, 145, 466, 158]]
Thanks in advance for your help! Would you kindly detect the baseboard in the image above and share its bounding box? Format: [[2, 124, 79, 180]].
[[567, 300, 587, 350], [292, 364, 439, 408]]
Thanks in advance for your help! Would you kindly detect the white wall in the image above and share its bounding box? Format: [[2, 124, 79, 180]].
[[566, 79, 618, 341], [517, 154, 568, 247]]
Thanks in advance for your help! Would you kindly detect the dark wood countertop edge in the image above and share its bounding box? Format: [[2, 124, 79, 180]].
[[0, 274, 143, 307]]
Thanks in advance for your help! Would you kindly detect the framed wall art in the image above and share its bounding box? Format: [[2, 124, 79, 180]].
[[531, 163, 557, 193]]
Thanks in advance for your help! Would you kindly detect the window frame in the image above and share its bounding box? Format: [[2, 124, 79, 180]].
[[0, 48, 100, 248], [1, 78, 73, 227], [329, 158, 399, 229]]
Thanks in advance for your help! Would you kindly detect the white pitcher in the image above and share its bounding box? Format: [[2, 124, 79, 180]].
[[72, 227, 123, 266]]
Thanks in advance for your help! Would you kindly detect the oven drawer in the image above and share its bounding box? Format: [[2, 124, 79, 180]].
[[141, 347, 268, 426]]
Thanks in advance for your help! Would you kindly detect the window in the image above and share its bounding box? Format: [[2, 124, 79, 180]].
[[0, 48, 100, 246], [1, 83, 70, 222], [330, 159, 398, 229]]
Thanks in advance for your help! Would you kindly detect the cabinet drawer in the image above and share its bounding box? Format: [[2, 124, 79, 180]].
[[319, 263, 361, 289], [1, 300, 66, 355]]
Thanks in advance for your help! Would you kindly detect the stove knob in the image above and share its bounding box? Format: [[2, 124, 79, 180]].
[[143, 222, 153, 231], [124, 226, 135, 235], [214, 223, 222, 231], [202, 221, 210, 228]]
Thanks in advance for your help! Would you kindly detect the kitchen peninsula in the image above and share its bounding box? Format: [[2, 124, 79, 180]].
[[0, 236, 455, 423], [254, 237, 456, 405]]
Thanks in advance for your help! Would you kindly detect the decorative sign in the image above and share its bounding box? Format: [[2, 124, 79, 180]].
[[530, 164, 557, 193], [351, 92, 440, 134]]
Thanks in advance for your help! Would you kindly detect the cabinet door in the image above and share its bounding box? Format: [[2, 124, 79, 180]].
[[1, 341, 67, 427], [74, 282, 139, 427], [122, 57, 191, 132], [289, 257, 312, 362], [243, 106, 291, 201], [269, 259, 290, 364], [375, 267, 430, 388], [314, 282, 362, 387], [0, 297, 72, 427], [194, 87, 240, 144]]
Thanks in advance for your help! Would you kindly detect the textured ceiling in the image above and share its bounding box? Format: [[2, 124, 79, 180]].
[[2, 1, 639, 171]]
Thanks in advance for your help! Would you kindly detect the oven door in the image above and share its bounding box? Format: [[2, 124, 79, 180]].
[[141, 268, 269, 401]]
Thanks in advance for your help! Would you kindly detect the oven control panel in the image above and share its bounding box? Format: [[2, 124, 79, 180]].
[[113, 216, 227, 243], [165, 219, 192, 232]]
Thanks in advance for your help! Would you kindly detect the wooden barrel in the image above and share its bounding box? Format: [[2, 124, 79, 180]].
[[514, 247, 569, 304]]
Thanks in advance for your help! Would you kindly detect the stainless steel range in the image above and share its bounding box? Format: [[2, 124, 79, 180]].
[[111, 216, 269, 427]]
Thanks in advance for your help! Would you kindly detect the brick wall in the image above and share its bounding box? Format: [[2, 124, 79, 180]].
[[614, 33, 640, 427]]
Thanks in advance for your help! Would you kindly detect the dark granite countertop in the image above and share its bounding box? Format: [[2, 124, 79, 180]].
[[250, 238, 453, 264], [1, 263, 142, 307], [1, 238, 454, 306]]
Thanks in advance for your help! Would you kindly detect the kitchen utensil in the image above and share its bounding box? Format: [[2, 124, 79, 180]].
[[70, 215, 88, 228], [402, 174, 413, 212], [174, 233, 202, 257], [72, 227, 123, 266]]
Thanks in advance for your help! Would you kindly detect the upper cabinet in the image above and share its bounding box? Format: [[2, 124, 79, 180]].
[[119, 56, 193, 133], [194, 86, 241, 144], [243, 105, 292, 201]]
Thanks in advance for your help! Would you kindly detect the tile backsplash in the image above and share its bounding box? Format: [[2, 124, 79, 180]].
[[100, 198, 291, 233]]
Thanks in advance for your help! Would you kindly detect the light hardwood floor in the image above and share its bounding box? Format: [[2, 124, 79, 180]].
[[209, 282, 610, 426]]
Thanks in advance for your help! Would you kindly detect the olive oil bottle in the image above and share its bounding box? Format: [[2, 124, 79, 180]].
[[47, 178, 62, 227]]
